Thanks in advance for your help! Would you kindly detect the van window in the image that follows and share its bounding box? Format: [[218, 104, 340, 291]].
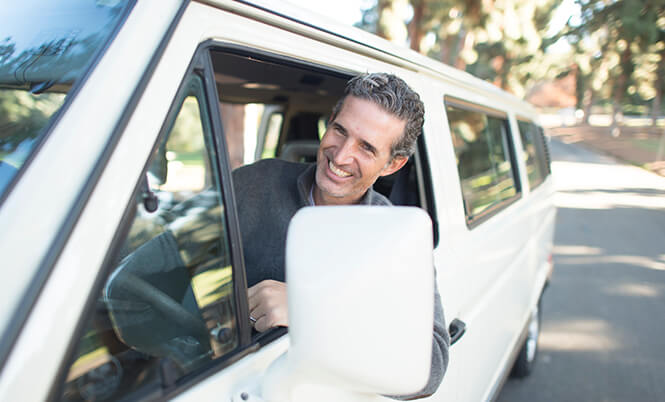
[[517, 119, 550, 190], [445, 98, 520, 226], [260, 110, 285, 159], [59, 73, 239, 401], [210, 48, 438, 243], [210, 51, 347, 166]]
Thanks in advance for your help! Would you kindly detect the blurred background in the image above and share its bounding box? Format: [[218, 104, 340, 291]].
[[289, 0, 665, 177]]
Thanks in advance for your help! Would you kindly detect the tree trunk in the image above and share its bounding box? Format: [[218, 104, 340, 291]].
[[582, 88, 594, 125], [610, 46, 633, 136], [491, 55, 506, 89], [408, 0, 425, 52], [376, 0, 407, 43], [652, 48, 664, 127], [440, 34, 457, 66], [453, 29, 470, 70], [376, 0, 390, 40]]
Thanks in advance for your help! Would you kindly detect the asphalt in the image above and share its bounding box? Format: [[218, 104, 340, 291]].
[[496, 138, 665, 402]]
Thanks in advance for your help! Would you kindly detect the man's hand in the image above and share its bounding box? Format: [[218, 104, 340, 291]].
[[248, 280, 288, 332]]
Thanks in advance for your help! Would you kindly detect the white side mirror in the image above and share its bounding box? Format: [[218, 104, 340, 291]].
[[264, 206, 434, 401]]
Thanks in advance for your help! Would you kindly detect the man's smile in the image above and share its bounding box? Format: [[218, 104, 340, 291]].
[[328, 160, 352, 178]]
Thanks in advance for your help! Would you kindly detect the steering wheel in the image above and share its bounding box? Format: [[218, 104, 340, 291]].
[[112, 271, 209, 340]]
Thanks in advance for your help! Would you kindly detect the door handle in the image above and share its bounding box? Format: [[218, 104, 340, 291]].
[[449, 318, 466, 345]]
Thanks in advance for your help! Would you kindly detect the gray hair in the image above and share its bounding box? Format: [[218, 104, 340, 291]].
[[331, 72, 424, 158]]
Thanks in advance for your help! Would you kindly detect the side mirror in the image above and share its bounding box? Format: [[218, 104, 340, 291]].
[[264, 206, 434, 401]]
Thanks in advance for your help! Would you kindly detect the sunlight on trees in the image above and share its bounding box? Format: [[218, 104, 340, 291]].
[[356, 0, 665, 120]]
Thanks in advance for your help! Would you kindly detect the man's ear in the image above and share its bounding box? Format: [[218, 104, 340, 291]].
[[380, 155, 408, 177]]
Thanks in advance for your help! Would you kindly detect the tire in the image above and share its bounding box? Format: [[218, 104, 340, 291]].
[[511, 300, 541, 378]]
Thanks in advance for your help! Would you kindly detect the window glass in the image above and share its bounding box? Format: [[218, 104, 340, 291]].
[[0, 0, 133, 198], [517, 120, 545, 189], [446, 101, 519, 224], [317, 116, 328, 140], [60, 75, 237, 401], [535, 125, 552, 176], [261, 112, 284, 159]]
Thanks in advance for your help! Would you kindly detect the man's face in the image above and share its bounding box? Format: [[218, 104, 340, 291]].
[[314, 96, 408, 205]]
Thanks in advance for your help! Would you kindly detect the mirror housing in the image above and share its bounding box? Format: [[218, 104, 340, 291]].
[[264, 206, 434, 401]]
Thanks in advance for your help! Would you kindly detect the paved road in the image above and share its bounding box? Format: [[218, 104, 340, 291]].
[[497, 139, 665, 402]]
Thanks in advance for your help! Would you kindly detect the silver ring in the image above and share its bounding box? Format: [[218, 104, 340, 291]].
[[249, 315, 257, 323]]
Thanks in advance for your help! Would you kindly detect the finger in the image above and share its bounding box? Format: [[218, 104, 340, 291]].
[[254, 310, 286, 332], [254, 315, 271, 332], [250, 303, 269, 323], [247, 282, 266, 311], [248, 290, 259, 312], [247, 282, 260, 299], [248, 280, 281, 311]]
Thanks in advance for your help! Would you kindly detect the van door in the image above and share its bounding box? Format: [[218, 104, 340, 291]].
[[437, 97, 532, 401], [45, 2, 432, 400]]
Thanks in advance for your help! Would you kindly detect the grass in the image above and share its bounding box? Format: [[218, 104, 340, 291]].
[[173, 150, 206, 167], [629, 139, 661, 152]]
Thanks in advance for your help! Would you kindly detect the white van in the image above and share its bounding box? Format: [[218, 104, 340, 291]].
[[0, 0, 555, 401]]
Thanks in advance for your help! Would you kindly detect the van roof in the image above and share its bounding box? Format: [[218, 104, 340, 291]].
[[199, 0, 537, 116]]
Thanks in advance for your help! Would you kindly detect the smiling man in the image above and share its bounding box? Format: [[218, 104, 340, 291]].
[[232, 73, 448, 399], [314, 94, 408, 205]]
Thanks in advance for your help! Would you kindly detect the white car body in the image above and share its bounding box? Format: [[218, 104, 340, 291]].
[[0, 1, 555, 401]]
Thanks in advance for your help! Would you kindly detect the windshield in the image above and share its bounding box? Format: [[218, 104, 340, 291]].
[[0, 0, 134, 199]]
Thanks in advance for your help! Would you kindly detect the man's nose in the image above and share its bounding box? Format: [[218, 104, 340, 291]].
[[332, 138, 355, 165]]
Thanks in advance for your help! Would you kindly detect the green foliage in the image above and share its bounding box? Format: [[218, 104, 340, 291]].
[[359, 0, 664, 115], [0, 89, 65, 165], [166, 96, 205, 154], [551, 0, 665, 115]]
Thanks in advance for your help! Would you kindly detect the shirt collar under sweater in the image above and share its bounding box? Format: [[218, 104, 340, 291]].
[[296, 163, 391, 206]]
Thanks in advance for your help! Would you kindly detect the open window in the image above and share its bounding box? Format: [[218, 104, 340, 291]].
[[209, 47, 438, 243], [209, 49, 346, 168]]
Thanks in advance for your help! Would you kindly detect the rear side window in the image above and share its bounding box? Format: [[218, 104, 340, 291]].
[[517, 119, 550, 190], [445, 98, 520, 227]]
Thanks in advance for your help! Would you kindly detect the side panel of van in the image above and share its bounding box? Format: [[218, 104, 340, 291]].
[[425, 87, 550, 400]]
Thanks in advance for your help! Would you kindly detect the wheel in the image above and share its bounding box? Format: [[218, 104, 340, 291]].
[[511, 300, 541, 378]]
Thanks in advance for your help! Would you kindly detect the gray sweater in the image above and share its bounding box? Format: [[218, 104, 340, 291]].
[[232, 158, 449, 399]]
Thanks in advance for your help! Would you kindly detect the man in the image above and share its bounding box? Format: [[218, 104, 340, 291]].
[[232, 73, 448, 399]]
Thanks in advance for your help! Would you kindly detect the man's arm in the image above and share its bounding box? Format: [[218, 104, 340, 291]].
[[392, 270, 450, 400]]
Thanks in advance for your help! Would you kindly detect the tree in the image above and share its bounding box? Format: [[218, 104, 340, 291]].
[[403, 0, 558, 96], [376, 0, 410, 43], [559, 0, 664, 128]]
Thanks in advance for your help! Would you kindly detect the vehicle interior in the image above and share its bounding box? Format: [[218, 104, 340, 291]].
[[211, 48, 434, 215]]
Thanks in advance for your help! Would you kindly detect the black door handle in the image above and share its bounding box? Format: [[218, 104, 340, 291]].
[[449, 318, 466, 345]]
